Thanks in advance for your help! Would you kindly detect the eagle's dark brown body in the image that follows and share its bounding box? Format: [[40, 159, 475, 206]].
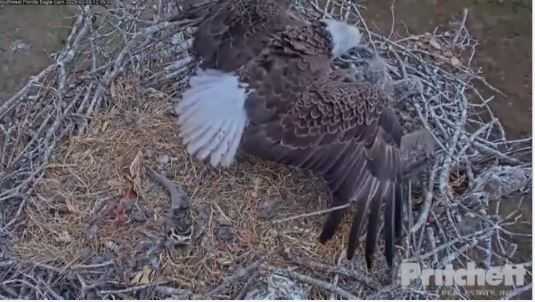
[[235, 24, 403, 267], [176, 0, 401, 268]]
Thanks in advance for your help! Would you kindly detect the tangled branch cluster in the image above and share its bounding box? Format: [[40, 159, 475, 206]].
[[0, 0, 531, 299]]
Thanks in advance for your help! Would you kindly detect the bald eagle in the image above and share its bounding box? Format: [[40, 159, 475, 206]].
[[176, 3, 402, 269]]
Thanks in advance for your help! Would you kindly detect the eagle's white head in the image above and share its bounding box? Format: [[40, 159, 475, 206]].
[[322, 19, 362, 58]]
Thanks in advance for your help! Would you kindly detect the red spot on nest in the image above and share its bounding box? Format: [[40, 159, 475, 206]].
[[112, 188, 137, 225]]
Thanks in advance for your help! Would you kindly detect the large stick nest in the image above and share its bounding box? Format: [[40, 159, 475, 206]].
[[0, 0, 531, 299]]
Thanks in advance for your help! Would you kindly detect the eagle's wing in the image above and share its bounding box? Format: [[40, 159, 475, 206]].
[[242, 76, 403, 268], [190, 0, 303, 71], [176, 21, 337, 167], [176, 14, 362, 167]]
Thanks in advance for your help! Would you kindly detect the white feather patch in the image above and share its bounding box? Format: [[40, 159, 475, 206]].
[[322, 19, 362, 58], [176, 68, 249, 167]]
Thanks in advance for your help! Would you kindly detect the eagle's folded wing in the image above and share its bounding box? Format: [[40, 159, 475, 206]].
[[242, 79, 403, 268]]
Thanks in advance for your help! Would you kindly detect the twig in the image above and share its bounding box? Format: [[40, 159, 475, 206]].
[[98, 281, 170, 296], [349, 2, 376, 52], [147, 167, 189, 210], [290, 258, 380, 290], [207, 259, 264, 297], [271, 267, 358, 300], [71, 260, 115, 271], [388, 0, 396, 39], [271, 203, 350, 224], [452, 8, 469, 47], [235, 270, 260, 299], [503, 283, 532, 300], [329, 251, 344, 299]]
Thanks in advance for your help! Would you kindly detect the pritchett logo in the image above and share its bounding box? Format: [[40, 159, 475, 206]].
[[400, 262, 527, 288]]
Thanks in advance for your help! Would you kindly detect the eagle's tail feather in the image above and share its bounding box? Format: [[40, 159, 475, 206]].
[[176, 68, 249, 167]]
